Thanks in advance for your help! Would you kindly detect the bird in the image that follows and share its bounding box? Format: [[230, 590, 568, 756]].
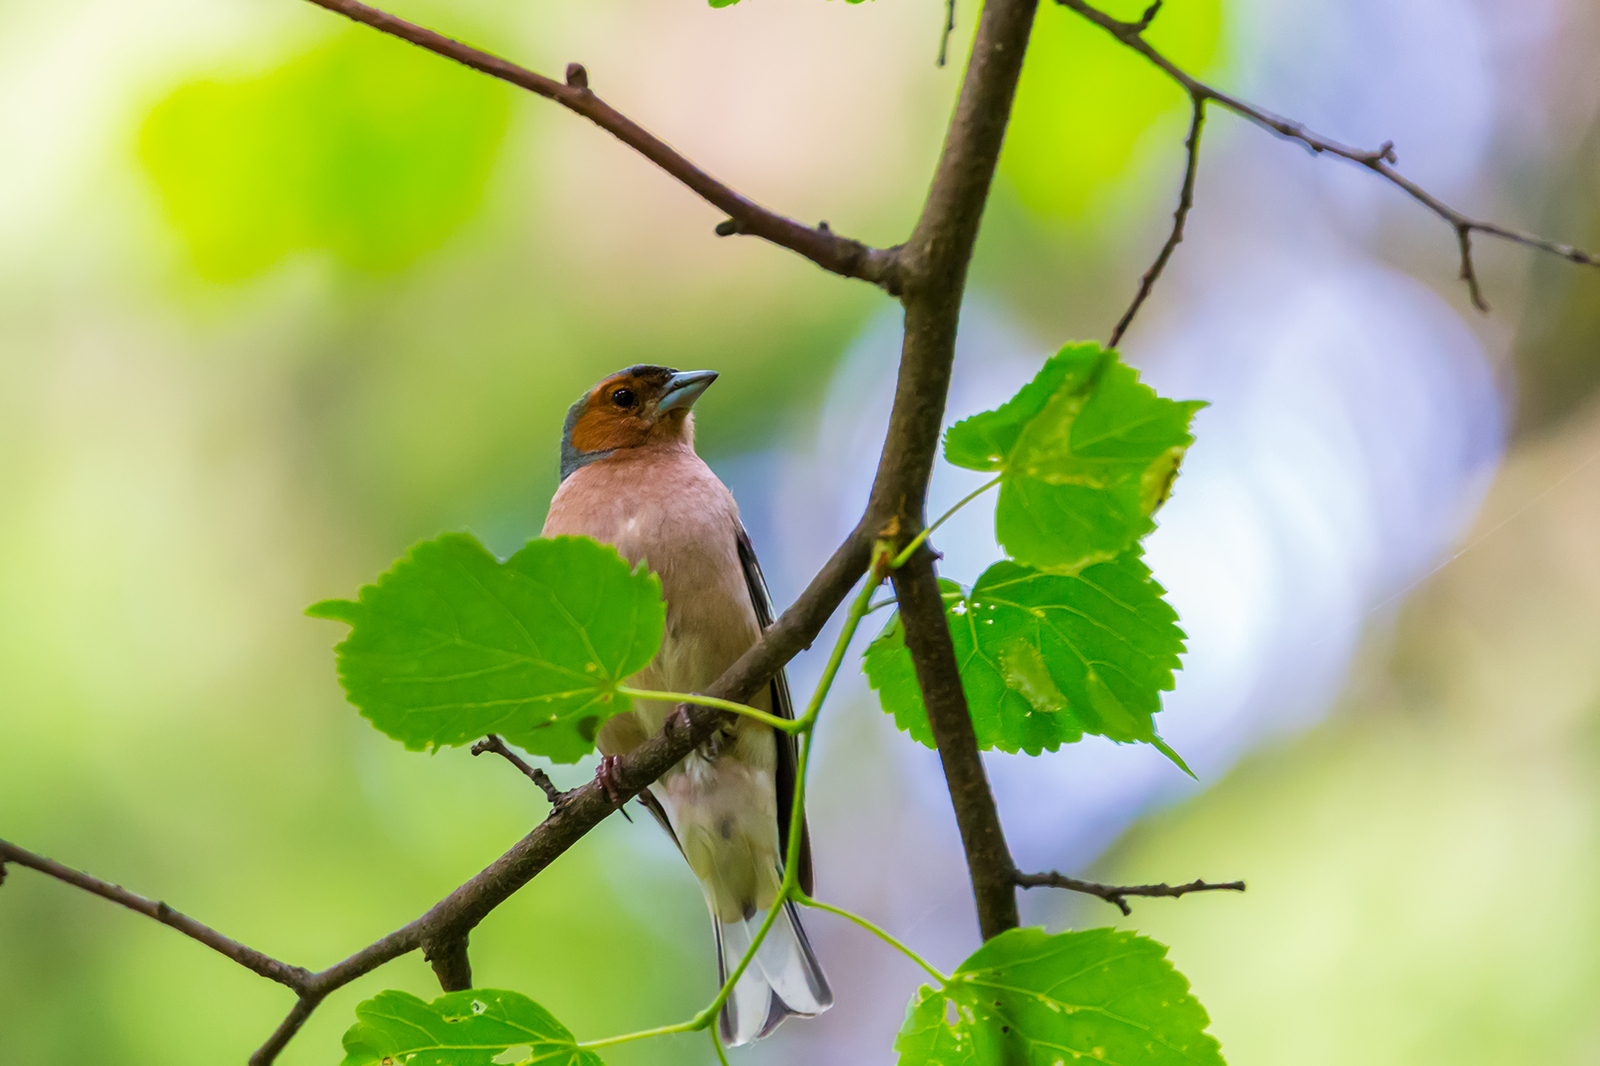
[[540, 365, 832, 1046]]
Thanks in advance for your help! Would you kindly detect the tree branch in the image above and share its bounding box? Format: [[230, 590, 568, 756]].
[[893, 554, 1020, 938], [472, 733, 568, 808], [1059, 0, 1600, 315], [1109, 93, 1205, 347], [878, 0, 1041, 942], [0, 839, 313, 993], [2, 523, 875, 1066], [301, 0, 901, 293], [1015, 869, 1246, 916]]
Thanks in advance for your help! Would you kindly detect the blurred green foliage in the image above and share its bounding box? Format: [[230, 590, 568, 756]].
[[139, 28, 509, 280], [1003, 0, 1223, 221]]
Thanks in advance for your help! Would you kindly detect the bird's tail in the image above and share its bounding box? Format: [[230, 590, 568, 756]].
[[714, 896, 833, 1046]]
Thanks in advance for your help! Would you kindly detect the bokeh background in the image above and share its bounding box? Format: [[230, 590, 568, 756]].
[[3, 0, 1599, 1062]]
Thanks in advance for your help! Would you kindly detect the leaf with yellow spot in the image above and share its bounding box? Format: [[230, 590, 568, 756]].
[[864, 552, 1189, 766], [945, 343, 1205, 573]]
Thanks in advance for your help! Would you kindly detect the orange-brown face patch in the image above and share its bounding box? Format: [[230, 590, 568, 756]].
[[569, 374, 653, 453]]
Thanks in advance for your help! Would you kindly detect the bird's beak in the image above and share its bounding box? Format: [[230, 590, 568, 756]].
[[657, 369, 719, 413]]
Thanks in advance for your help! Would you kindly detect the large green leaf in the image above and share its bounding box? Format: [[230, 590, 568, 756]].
[[945, 343, 1204, 572], [308, 533, 664, 762], [864, 553, 1187, 764], [340, 989, 604, 1066], [896, 927, 1224, 1066]]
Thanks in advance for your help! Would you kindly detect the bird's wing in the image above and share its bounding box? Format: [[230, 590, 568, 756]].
[[735, 523, 813, 896]]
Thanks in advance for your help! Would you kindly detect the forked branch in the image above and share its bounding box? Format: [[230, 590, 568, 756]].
[[1062, 0, 1600, 320]]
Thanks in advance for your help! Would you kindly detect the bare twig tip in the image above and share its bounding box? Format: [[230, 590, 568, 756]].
[[1015, 870, 1246, 914], [714, 218, 740, 237], [564, 62, 589, 89]]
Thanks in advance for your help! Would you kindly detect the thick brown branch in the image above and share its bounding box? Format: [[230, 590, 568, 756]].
[[893, 554, 1020, 938], [301, 0, 900, 292], [1016, 870, 1246, 916], [1109, 94, 1206, 346], [1059, 0, 1600, 313], [880, 0, 1039, 943], [0, 839, 313, 992]]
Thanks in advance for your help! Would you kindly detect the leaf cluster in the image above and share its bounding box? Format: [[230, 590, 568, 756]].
[[866, 343, 1202, 770]]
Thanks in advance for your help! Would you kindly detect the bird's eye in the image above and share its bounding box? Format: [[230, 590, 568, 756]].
[[610, 388, 636, 409]]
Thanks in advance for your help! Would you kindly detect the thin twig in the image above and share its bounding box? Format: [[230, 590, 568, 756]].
[[1058, 0, 1600, 314], [1015, 869, 1246, 916], [0, 839, 313, 992], [471, 734, 567, 807], [1109, 93, 1205, 346], [938, 0, 957, 67], [301, 0, 901, 292]]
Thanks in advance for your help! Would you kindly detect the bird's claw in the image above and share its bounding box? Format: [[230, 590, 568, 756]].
[[594, 754, 625, 805]]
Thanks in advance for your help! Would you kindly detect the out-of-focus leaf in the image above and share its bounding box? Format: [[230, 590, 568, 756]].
[[865, 553, 1187, 762], [308, 533, 663, 762], [139, 28, 509, 281], [1004, 0, 1225, 221], [895, 926, 1224, 1066], [946, 342, 1204, 571], [339, 989, 604, 1066]]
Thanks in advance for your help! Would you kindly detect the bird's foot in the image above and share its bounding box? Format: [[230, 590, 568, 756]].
[[594, 754, 626, 805]]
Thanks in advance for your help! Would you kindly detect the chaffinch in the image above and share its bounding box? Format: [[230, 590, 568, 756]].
[[541, 365, 832, 1046]]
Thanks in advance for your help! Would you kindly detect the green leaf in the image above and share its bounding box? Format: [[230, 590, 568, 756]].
[[863, 579, 964, 749], [340, 988, 604, 1066], [945, 343, 1204, 572], [308, 533, 664, 762], [865, 553, 1186, 760], [895, 927, 1224, 1066]]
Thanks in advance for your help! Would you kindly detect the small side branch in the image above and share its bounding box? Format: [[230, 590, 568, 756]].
[[1058, 0, 1600, 313], [0, 839, 312, 992], [1109, 93, 1206, 346], [301, 0, 901, 292], [424, 933, 473, 992], [471, 734, 568, 807], [1016, 869, 1245, 916], [938, 0, 958, 67], [249, 997, 322, 1066]]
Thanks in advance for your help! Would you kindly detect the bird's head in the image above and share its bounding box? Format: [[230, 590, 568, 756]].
[[560, 365, 718, 481]]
